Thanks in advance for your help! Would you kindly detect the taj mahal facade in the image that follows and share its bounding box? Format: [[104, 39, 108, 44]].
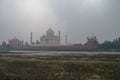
[[30, 27, 61, 46], [40, 27, 60, 46]]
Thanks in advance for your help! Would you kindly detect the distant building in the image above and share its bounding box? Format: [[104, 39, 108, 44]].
[[85, 35, 98, 47], [9, 38, 24, 48], [40, 27, 60, 46]]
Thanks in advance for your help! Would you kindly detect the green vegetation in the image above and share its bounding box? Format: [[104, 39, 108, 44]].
[[0, 52, 120, 80], [99, 37, 120, 51]]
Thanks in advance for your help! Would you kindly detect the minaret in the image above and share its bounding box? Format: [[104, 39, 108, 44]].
[[58, 30, 61, 44], [30, 32, 33, 45], [65, 34, 67, 45]]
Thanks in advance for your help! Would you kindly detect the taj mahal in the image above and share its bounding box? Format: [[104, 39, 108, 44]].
[[30, 27, 61, 46], [8, 27, 98, 49]]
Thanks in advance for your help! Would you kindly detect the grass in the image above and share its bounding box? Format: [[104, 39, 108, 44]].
[[0, 52, 120, 80]]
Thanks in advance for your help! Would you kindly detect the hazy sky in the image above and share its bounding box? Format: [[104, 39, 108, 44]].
[[0, 0, 120, 44]]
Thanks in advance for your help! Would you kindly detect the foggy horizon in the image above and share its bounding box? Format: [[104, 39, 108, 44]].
[[0, 0, 120, 44]]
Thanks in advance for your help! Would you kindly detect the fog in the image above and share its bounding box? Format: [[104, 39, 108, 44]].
[[0, 0, 120, 44]]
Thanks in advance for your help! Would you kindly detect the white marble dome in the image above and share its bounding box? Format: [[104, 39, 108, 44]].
[[46, 27, 54, 36]]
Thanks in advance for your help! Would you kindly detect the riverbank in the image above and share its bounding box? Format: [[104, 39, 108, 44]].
[[0, 52, 120, 80]]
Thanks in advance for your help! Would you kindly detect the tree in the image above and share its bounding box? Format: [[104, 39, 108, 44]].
[[100, 41, 112, 49], [99, 37, 120, 50], [2, 41, 7, 48], [36, 40, 40, 44]]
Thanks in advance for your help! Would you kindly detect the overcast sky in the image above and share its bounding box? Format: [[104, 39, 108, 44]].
[[0, 0, 120, 44]]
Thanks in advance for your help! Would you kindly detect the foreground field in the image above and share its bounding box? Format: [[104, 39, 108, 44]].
[[0, 51, 120, 80]]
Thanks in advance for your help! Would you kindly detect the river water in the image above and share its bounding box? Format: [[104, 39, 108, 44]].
[[0, 51, 119, 56]]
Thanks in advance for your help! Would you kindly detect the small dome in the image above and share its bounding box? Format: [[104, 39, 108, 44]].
[[46, 27, 54, 36]]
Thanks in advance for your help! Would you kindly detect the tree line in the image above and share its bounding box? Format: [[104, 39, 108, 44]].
[[98, 37, 120, 51]]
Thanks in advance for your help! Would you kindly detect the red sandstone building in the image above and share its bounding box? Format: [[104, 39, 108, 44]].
[[85, 35, 98, 47], [8, 38, 24, 49]]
